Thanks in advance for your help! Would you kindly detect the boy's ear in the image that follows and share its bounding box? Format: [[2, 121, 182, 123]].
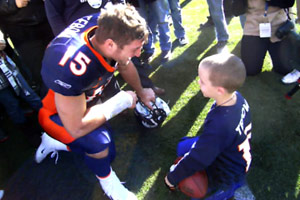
[[216, 86, 227, 95]]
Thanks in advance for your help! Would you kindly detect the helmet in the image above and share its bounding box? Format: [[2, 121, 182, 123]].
[[134, 97, 170, 128]]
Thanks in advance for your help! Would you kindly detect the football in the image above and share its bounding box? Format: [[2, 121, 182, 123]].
[[178, 171, 208, 198]]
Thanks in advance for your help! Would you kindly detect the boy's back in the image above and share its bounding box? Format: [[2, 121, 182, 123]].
[[202, 91, 251, 185]]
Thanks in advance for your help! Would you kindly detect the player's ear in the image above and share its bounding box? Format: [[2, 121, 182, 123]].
[[105, 39, 117, 51]]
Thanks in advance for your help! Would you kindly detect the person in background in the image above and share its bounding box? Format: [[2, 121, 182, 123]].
[[281, 0, 300, 84], [167, 0, 189, 46], [241, 0, 293, 77], [44, 0, 124, 36], [138, 0, 173, 63], [199, 0, 230, 53], [0, 32, 42, 146], [0, 0, 54, 96]]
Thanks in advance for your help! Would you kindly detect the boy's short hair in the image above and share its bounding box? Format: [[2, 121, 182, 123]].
[[200, 54, 246, 93], [95, 4, 148, 49]]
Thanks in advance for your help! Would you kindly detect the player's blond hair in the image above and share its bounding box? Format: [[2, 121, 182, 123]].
[[95, 4, 148, 48], [199, 54, 246, 93]]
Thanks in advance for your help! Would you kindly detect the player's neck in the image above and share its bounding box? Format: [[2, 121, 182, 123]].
[[89, 36, 111, 61]]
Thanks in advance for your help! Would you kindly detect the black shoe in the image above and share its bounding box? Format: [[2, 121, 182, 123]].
[[140, 52, 154, 64], [198, 16, 214, 31], [152, 86, 165, 96], [132, 56, 152, 69], [178, 37, 189, 46], [141, 63, 153, 69], [161, 50, 172, 64], [216, 41, 229, 54]]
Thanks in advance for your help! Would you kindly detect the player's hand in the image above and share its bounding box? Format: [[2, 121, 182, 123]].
[[137, 88, 155, 109], [125, 91, 137, 109], [15, 0, 30, 8], [164, 175, 176, 191]]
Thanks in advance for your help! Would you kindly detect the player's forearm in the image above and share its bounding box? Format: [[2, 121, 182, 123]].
[[56, 90, 133, 138], [57, 105, 107, 139], [85, 90, 133, 121], [76, 90, 134, 136], [68, 94, 133, 138], [118, 61, 144, 95]]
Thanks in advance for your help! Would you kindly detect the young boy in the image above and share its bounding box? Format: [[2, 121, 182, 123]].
[[164, 53, 252, 200]]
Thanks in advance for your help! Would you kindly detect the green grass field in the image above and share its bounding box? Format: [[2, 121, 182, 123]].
[[1, 0, 300, 199]]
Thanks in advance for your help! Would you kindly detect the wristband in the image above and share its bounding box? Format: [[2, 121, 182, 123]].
[[99, 91, 133, 120]]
